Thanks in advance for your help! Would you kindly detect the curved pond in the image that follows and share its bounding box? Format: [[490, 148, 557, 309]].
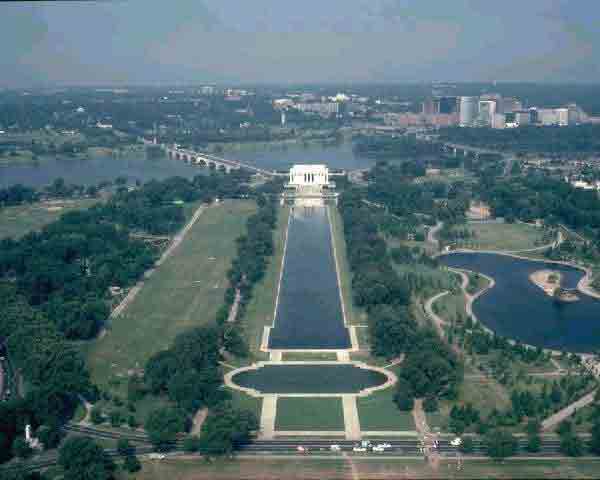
[[231, 364, 388, 394], [439, 252, 600, 352]]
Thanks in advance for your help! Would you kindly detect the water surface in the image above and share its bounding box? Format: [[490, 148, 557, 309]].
[[268, 205, 351, 349], [233, 364, 387, 394], [440, 252, 600, 352]]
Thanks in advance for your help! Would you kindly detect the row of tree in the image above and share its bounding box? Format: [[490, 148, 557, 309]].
[[338, 189, 463, 403]]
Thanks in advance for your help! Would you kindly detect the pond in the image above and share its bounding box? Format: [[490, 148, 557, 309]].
[[439, 252, 600, 352], [268, 204, 351, 349], [231, 364, 388, 394]]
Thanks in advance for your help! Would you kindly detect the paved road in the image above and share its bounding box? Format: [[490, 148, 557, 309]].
[[3, 436, 573, 473], [542, 389, 598, 432]]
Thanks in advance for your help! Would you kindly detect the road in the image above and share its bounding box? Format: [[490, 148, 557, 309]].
[[542, 389, 598, 432], [2, 436, 574, 473]]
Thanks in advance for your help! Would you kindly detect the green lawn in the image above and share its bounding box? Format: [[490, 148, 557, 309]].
[[275, 397, 345, 431], [118, 457, 600, 480], [0, 198, 100, 239], [357, 386, 416, 431], [84, 200, 256, 392], [453, 221, 546, 251], [241, 205, 290, 356], [228, 389, 262, 421], [281, 352, 338, 361], [430, 376, 511, 432], [329, 205, 368, 326], [433, 289, 467, 325]]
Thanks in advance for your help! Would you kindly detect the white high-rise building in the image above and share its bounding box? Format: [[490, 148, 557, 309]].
[[478, 100, 497, 126], [459, 96, 479, 127]]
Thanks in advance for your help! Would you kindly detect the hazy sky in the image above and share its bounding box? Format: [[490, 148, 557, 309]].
[[1, 0, 599, 86]]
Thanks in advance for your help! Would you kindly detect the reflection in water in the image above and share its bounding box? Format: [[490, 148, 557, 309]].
[[440, 252, 600, 352], [268, 201, 351, 349]]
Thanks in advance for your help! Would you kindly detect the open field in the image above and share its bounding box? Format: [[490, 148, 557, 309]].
[[281, 352, 338, 361], [357, 386, 416, 431], [118, 457, 600, 479], [432, 289, 467, 325], [453, 221, 546, 251], [241, 205, 290, 356], [329, 205, 368, 326], [0, 198, 100, 239], [84, 200, 256, 393], [275, 397, 345, 431], [429, 377, 510, 432], [228, 389, 263, 420]]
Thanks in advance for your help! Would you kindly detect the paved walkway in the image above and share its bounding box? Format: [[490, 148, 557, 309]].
[[542, 389, 597, 432], [342, 395, 361, 440], [190, 408, 208, 436], [260, 395, 278, 440], [109, 204, 206, 322]]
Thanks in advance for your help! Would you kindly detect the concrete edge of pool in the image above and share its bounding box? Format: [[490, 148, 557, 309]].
[[224, 361, 397, 398]]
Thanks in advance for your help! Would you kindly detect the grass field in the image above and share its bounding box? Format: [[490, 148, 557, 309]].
[[433, 289, 467, 325], [117, 457, 600, 480], [357, 386, 416, 431], [329, 205, 368, 326], [84, 200, 256, 393], [0, 198, 100, 239], [275, 397, 345, 431], [453, 222, 546, 251], [281, 352, 338, 361], [429, 376, 511, 431], [228, 389, 262, 420], [241, 205, 290, 356]]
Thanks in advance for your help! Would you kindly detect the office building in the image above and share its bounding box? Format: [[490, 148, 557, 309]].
[[478, 100, 497, 126], [459, 96, 479, 127]]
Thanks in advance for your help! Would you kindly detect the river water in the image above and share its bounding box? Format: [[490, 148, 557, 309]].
[[439, 252, 600, 352], [0, 142, 374, 188], [268, 203, 351, 350]]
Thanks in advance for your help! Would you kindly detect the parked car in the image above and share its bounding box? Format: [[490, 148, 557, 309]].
[[353, 446, 367, 453], [377, 443, 392, 449], [372, 446, 386, 452], [330, 444, 341, 452], [450, 437, 462, 447]]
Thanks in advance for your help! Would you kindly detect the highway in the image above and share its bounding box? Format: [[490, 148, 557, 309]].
[[0, 436, 571, 474]]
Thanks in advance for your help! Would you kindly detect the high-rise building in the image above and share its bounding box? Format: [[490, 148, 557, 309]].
[[422, 98, 440, 115], [459, 96, 479, 127], [439, 96, 458, 114], [514, 111, 531, 126], [478, 100, 497, 126], [500, 97, 522, 114], [537, 108, 569, 126]]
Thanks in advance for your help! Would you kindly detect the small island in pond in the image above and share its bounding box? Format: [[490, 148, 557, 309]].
[[530, 269, 579, 302]]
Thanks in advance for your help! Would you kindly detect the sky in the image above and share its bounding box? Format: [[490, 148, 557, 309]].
[[0, 0, 599, 87]]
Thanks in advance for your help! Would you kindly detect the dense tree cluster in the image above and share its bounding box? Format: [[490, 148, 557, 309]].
[[353, 134, 443, 160], [366, 161, 469, 222], [58, 437, 116, 480], [482, 172, 600, 231], [0, 209, 155, 339], [440, 125, 600, 155], [0, 184, 38, 206], [95, 171, 251, 235], [0, 288, 91, 464], [144, 326, 226, 415], [338, 190, 463, 401], [198, 405, 258, 458]]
